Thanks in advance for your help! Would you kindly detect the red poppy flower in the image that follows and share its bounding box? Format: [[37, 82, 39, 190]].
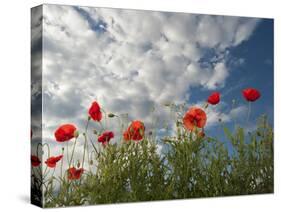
[[123, 120, 145, 141], [67, 167, 84, 180], [183, 107, 207, 131], [31, 155, 41, 167], [88, 101, 102, 122], [242, 88, 261, 102], [98, 131, 114, 146], [45, 155, 63, 168], [55, 124, 77, 142], [207, 92, 220, 105]]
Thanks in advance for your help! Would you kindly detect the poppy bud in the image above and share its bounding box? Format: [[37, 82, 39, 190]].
[[204, 102, 209, 109], [74, 130, 79, 138], [93, 129, 98, 134], [62, 147, 65, 152], [163, 101, 172, 107], [77, 160, 81, 168], [148, 131, 153, 136], [108, 113, 115, 118], [90, 160, 94, 165]]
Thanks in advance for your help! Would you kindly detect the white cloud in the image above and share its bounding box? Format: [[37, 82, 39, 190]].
[[205, 62, 229, 89], [38, 5, 260, 165], [229, 105, 248, 119]]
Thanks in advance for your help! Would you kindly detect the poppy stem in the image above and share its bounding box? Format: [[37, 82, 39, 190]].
[[85, 117, 90, 132], [60, 148, 64, 180], [81, 119, 90, 170], [42, 144, 51, 178], [66, 142, 70, 167], [36, 143, 42, 158], [81, 134, 87, 167], [89, 138, 99, 157], [69, 137, 78, 166], [247, 101, 251, 123], [98, 121, 105, 131], [103, 110, 108, 129], [231, 99, 237, 130], [85, 136, 92, 174]]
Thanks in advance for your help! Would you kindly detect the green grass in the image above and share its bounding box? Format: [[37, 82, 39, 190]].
[[40, 115, 273, 207]]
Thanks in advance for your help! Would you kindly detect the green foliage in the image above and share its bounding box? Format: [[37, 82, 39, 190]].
[[43, 116, 273, 207]]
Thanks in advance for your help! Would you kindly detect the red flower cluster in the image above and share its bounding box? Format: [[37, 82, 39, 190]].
[[242, 88, 261, 102], [45, 155, 63, 168], [55, 124, 77, 142], [67, 167, 84, 180], [123, 120, 145, 141], [31, 155, 41, 167], [207, 92, 220, 105], [88, 101, 102, 122], [183, 107, 207, 131], [98, 131, 114, 146]]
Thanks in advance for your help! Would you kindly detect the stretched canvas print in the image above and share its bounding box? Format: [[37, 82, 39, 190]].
[[31, 4, 274, 208]]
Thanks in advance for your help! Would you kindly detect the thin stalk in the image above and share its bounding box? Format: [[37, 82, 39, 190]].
[[42, 143, 51, 178], [231, 99, 237, 130], [247, 101, 252, 124], [66, 142, 70, 167], [81, 118, 90, 169], [69, 137, 78, 166], [89, 138, 99, 156], [60, 148, 64, 180]]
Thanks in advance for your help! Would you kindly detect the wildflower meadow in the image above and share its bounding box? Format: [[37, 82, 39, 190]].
[[31, 88, 273, 207]]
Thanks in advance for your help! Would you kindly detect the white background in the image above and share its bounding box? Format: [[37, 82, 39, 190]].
[[0, 0, 280, 211]]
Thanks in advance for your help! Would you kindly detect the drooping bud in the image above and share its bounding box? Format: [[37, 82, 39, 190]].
[[204, 102, 209, 109], [108, 113, 115, 118], [162, 101, 172, 107], [74, 130, 79, 138], [90, 160, 94, 165]]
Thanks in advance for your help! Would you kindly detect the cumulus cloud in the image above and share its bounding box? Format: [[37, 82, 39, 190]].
[[37, 5, 260, 166]]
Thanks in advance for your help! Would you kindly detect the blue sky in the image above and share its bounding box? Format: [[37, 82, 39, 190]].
[[199, 19, 274, 140], [30, 4, 274, 163]]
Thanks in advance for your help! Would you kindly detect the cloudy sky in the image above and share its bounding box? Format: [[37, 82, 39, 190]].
[[31, 4, 273, 167]]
